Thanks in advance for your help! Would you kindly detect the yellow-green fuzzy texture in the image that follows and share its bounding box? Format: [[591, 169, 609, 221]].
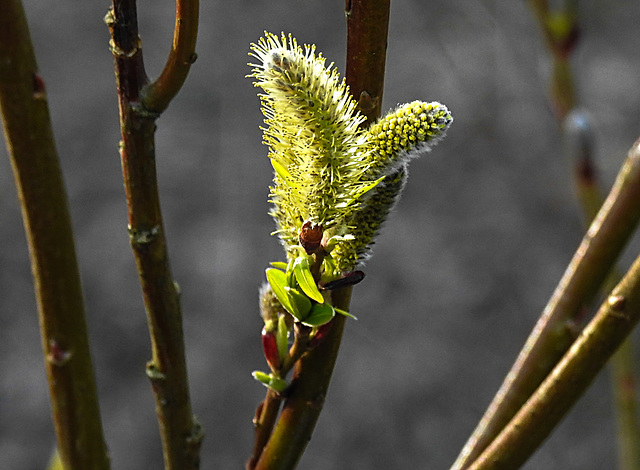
[[366, 101, 452, 178], [249, 32, 379, 249], [330, 167, 408, 272], [249, 33, 452, 272]]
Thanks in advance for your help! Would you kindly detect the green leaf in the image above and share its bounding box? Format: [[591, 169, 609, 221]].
[[266, 268, 297, 316], [293, 257, 324, 303], [270, 261, 288, 270], [285, 286, 312, 322], [302, 302, 335, 327], [286, 258, 296, 289], [334, 306, 357, 320]]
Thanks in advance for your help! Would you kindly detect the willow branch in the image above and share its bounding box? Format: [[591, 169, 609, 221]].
[[0, 1, 109, 468], [467, 224, 640, 469], [106, 1, 202, 469], [142, 0, 199, 113], [567, 106, 640, 470], [254, 290, 351, 470], [453, 135, 640, 469], [345, 0, 391, 124]]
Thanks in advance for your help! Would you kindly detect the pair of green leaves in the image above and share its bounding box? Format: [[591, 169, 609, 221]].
[[266, 257, 354, 327]]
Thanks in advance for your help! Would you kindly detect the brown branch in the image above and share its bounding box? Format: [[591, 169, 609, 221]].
[[345, 0, 391, 123], [142, 0, 199, 113], [106, 1, 202, 469], [254, 290, 351, 470], [0, 1, 109, 468], [453, 136, 640, 469], [467, 226, 640, 469]]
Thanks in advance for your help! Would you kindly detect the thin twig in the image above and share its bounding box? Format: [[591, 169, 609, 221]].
[[106, 1, 202, 469], [254, 290, 351, 470], [567, 109, 640, 470], [0, 1, 109, 468], [142, 0, 199, 113]]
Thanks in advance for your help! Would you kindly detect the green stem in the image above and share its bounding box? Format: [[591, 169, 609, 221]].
[[0, 1, 109, 468], [567, 108, 640, 470], [466, 238, 640, 469], [254, 289, 352, 470], [106, 1, 202, 469], [453, 136, 640, 469]]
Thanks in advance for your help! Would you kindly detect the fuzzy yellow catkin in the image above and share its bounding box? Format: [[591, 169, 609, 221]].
[[249, 32, 452, 273]]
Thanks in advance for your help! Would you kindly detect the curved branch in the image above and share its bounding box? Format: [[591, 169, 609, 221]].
[[142, 0, 199, 113]]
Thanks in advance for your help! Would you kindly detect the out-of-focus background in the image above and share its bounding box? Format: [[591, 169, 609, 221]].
[[2, 1, 640, 469]]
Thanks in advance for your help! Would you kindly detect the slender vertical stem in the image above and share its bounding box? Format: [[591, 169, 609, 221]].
[[345, 0, 391, 124], [106, 1, 202, 468], [0, 1, 109, 468], [254, 290, 351, 470]]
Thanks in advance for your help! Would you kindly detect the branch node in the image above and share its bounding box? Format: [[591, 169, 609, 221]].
[[146, 362, 167, 381], [130, 100, 162, 120], [46, 339, 73, 367], [108, 37, 141, 58], [128, 225, 160, 245]]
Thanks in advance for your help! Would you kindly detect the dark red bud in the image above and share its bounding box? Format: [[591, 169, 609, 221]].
[[299, 221, 323, 254], [33, 73, 46, 99], [46, 339, 72, 366], [262, 327, 280, 371], [309, 320, 334, 348]]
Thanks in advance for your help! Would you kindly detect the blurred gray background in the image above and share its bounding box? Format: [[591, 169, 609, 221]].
[[2, 1, 640, 469]]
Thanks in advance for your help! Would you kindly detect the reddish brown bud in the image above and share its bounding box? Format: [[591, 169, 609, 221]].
[[32, 73, 46, 99], [309, 320, 334, 348], [262, 327, 280, 371], [46, 339, 72, 366], [299, 221, 323, 254]]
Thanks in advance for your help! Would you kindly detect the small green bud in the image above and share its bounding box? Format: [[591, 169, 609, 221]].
[[252, 371, 288, 392]]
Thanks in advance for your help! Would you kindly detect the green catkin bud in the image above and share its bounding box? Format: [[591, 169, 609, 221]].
[[249, 32, 452, 275], [330, 167, 408, 272], [365, 100, 452, 179], [248, 32, 379, 251]]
